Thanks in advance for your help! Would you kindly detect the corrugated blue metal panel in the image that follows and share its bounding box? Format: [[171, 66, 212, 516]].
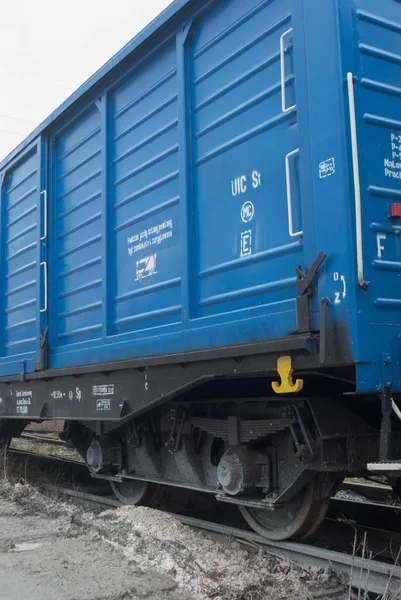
[[191, 0, 302, 319], [0, 146, 40, 371], [347, 0, 401, 390], [354, 0, 401, 310], [111, 40, 181, 334], [51, 107, 103, 346], [45, 0, 308, 370]]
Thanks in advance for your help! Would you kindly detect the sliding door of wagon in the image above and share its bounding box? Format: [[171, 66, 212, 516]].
[[49, 107, 104, 362], [0, 142, 43, 377], [192, 0, 303, 336]]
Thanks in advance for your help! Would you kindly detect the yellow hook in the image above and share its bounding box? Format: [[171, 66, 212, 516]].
[[272, 355, 304, 394]]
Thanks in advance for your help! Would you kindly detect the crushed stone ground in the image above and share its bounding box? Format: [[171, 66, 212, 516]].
[[0, 479, 345, 600]]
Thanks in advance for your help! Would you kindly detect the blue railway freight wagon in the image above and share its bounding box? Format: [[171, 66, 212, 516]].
[[1, 0, 401, 540]]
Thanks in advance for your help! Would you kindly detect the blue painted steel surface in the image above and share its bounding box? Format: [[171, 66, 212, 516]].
[[52, 107, 104, 346], [0, 141, 44, 374], [0, 0, 400, 394], [348, 1, 401, 391], [1, 149, 39, 355]]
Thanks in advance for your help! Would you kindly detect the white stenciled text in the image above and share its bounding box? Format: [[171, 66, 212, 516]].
[[127, 219, 173, 256]]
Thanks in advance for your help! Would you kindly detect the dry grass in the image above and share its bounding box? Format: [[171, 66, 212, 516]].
[[347, 529, 401, 600]]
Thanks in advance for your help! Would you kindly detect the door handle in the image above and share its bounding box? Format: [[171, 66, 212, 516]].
[[40, 261, 47, 313], [280, 28, 296, 114], [347, 72, 367, 289], [40, 190, 47, 242], [285, 148, 302, 238]]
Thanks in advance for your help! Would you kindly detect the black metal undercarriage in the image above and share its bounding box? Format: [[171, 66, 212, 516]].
[[0, 333, 400, 540]]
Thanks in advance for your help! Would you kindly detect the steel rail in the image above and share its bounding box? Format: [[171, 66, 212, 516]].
[[24, 429, 64, 434], [7, 447, 84, 467], [20, 433, 71, 447]]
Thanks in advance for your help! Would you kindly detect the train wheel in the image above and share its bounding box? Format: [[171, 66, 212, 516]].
[[239, 477, 330, 541], [110, 479, 160, 506]]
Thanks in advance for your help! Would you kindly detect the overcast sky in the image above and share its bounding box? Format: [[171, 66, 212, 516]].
[[0, 0, 172, 161]]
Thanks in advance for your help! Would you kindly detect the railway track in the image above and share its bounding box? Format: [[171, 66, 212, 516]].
[[44, 484, 401, 598]]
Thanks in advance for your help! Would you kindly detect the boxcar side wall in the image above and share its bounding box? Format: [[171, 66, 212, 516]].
[[45, 0, 330, 372], [3, 0, 399, 394], [0, 0, 358, 380]]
